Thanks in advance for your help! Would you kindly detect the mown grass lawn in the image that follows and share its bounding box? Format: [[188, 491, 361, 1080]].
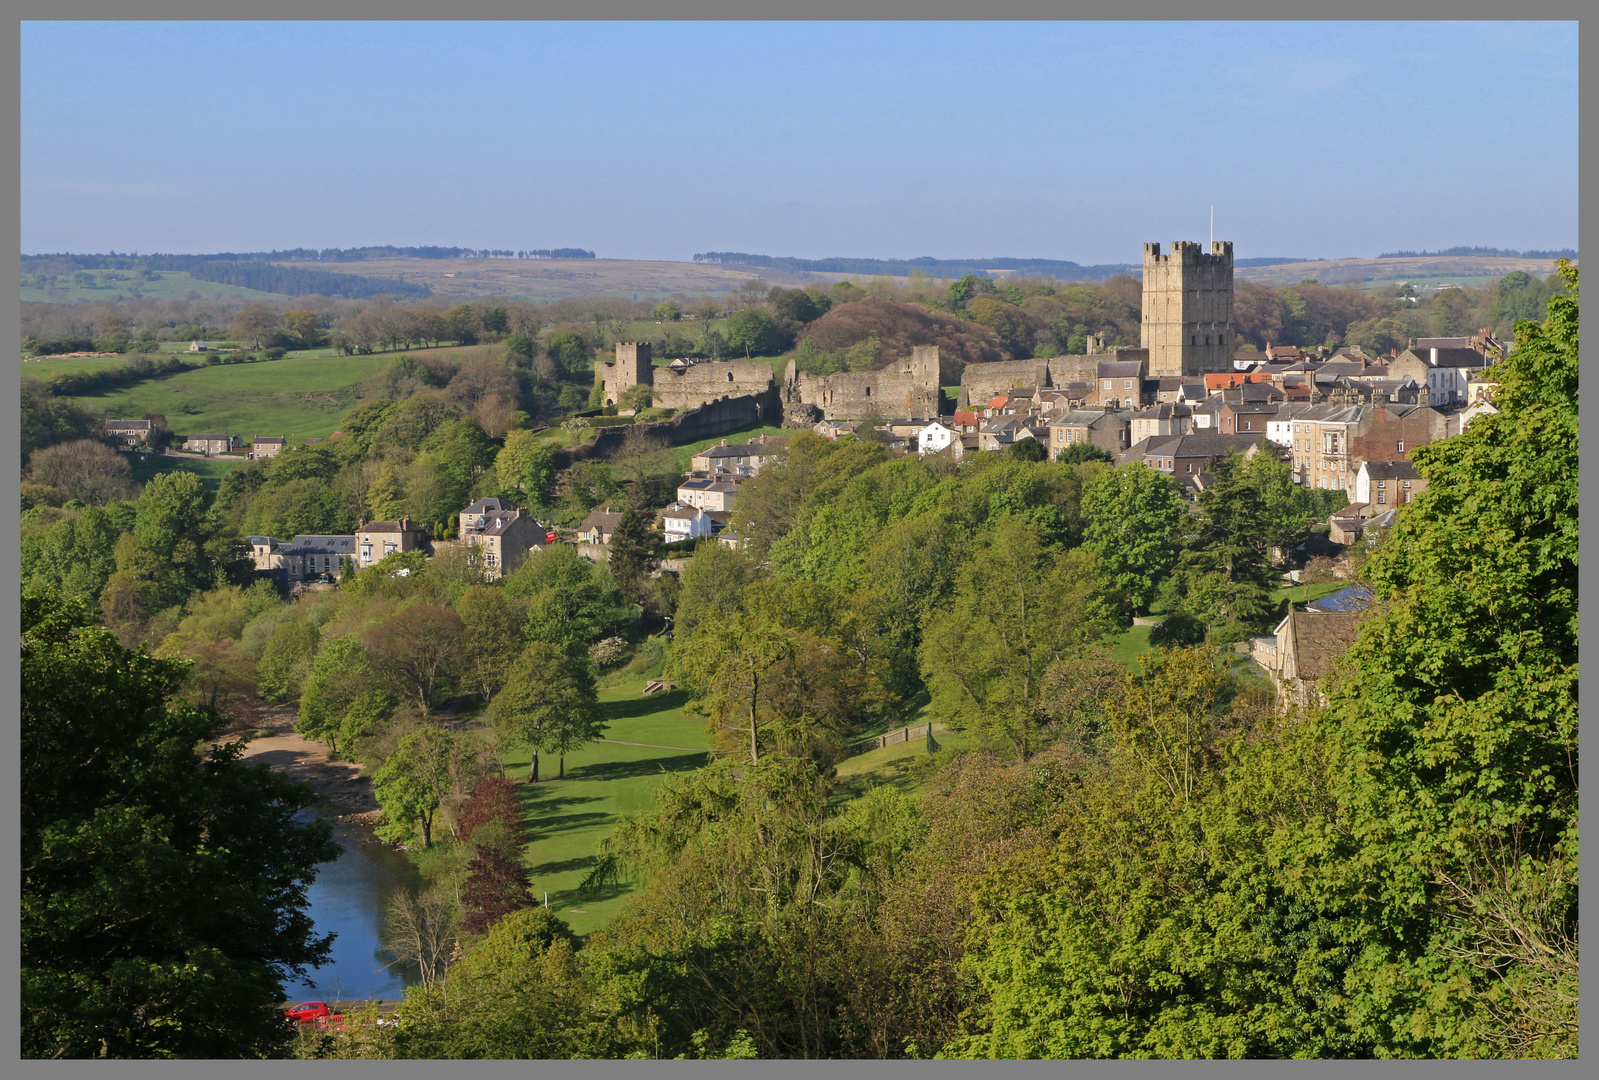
[[1108, 623, 1155, 670], [126, 452, 244, 492], [501, 679, 711, 937]]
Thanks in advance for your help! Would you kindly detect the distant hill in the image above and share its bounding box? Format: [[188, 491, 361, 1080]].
[[1235, 253, 1574, 287], [694, 252, 1140, 282], [22, 252, 431, 300]]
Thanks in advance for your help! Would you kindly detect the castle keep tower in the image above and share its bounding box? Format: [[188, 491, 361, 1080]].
[[1141, 241, 1233, 378], [602, 341, 653, 406]]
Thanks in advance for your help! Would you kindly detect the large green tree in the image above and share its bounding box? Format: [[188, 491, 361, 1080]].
[[1080, 462, 1186, 615], [1283, 260, 1579, 1057], [489, 641, 605, 782], [921, 516, 1119, 760], [22, 591, 338, 1059]]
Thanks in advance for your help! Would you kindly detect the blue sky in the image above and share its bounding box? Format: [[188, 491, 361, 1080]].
[[20, 21, 1578, 264]]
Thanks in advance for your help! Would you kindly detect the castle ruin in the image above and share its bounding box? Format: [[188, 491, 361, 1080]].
[[599, 342, 775, 412], [782, 344, 943, 422]]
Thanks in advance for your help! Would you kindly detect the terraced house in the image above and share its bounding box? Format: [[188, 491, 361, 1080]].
[[356, 516, 429, 569], [450, 498, 543, 581], [249, 534, 356, 583]]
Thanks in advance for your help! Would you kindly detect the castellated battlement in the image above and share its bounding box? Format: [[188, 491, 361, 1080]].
[[1144, 240, 1234, 265]]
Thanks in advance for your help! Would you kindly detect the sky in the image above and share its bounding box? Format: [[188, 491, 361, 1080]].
[[20, 21, 1578, 265]]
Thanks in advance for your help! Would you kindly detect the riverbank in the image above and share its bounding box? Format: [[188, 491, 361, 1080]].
[[238, 705, 380, 823]]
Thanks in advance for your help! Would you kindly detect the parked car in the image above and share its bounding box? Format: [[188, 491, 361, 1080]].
[[284, 1002, 331, 1024]]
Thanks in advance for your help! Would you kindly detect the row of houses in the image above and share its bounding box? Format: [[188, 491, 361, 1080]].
[[104, 419, 289, 460], [251, 499, 550, 585]]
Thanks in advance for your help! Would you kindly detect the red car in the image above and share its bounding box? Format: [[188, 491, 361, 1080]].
[[284, 1002, 332, 1024]]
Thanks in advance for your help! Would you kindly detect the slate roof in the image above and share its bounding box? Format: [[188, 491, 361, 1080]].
[[286, 534, 357, 556], [1362, 460, 1422, 480], [1306, 584, 1376, 614], [1144, 433, 1272, 458], [1097, 360, 1143, 379], [463, 497, 514, 514], [106, 419, 152, 430], [579, 510, 624, 534]]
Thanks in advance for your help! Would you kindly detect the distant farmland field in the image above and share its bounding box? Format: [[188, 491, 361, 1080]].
[[21, 270, 293, 304], [68, 353, 397, 442]]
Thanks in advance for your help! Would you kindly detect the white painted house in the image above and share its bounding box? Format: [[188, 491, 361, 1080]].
[[918, 421, 956, 455], [657, 501, 714, 542]]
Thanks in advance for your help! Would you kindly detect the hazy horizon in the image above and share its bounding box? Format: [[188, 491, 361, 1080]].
[[22, 21, 1577, 264]]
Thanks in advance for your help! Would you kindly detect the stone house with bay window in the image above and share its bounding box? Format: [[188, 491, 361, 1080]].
[[356, 516, 429, 569]]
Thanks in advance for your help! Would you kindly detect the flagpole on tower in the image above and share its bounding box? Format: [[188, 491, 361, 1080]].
[[1210, 206, 1214, 246]]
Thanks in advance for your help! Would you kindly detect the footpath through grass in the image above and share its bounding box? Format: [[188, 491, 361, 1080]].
[[502, 678, 711, 937]]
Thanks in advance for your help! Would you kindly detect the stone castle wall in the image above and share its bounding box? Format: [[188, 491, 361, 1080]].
[[598, 342, 775, 412], [783, 344, 942, 421], [558, 387, 783, 469], [1141, 241, 1234, 378], [650, 361, 777, 411], [957, 351, 1147, 408]]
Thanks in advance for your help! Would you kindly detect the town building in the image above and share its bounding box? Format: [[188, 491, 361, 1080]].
[[355, 516, 430, 570], [1128, 402, 1194, 445], [451, 498, 542, 581], [689, 434, 787, 476], [1251, 609, 1364, 711], [105, 419, 152, 444], [1127, 432, 1272, 477], [1048, 409, 1131, 459], [249, 534, 356, 583], [249, 436, 287, 460], [918, 420, 957, 455], [577, 510, 624, 546], [183, 433, 235, 454], [1353, 459, 1426, 510], [656, 501, 715, 542], [677, 478, 741, 512]]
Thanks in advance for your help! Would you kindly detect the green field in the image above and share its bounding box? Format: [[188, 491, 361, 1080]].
[[68, 353, 398, 442], [1109, 623, 1155, 670], [503, 678, 712, 937], [831, 723, 972, 803], [126, 452, 244, 492], [21, 354, 162, 378], [21, 270, 293, 304]]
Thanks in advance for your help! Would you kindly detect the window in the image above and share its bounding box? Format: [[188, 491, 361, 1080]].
[[1402, 480, 1411, 488], [1377, 491, 1386, 504], [1404, 491, 1413, 503], [727, 372, 734, 382], [1218, 334, 1224, 346], [1397, 440, 1404, 453], [1377, 480, 1385, 488], [1191, 335, 1197, 346], [1244, 420, 1252, 431], [1124, 380, 1132, 389], [1104, 380, 1112, 389]]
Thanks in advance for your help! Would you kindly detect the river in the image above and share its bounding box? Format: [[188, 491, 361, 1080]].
[[286, 812, 422, 1002]]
